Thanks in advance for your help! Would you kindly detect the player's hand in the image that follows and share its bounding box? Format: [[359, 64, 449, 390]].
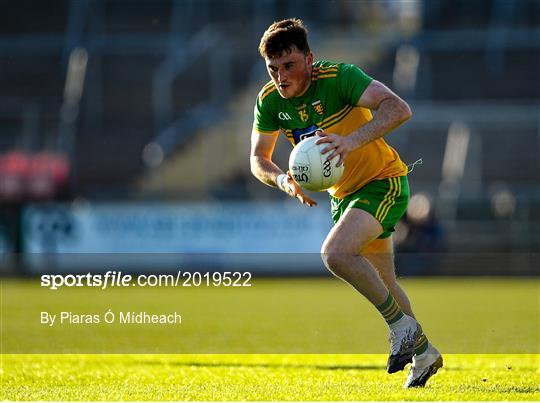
[[315, 131, 354, 167], [282, 171, 317, 207]]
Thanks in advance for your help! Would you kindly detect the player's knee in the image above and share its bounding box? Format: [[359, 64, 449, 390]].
[[321, 253, 350, 278], [320, 244, 352, 278]]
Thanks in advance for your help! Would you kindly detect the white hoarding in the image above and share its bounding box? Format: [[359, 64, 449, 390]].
[[22, 202, 332, 273]]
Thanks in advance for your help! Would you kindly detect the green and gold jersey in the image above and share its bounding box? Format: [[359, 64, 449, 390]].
[[253, 60, 408, 199]]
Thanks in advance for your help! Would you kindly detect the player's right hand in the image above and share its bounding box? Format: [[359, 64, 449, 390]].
[[283, 171, 317, 207]]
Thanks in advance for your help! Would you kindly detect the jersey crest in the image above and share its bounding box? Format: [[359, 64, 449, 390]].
[[312, 100, 324, 115]]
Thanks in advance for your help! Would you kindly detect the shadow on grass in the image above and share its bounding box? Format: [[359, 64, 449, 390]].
[[131, 360, 387, 371], [129, 360, 464, 372], [495, 386, 540, 394]]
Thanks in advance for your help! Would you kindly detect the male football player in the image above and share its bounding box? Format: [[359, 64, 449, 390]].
[[250, 18, 442, 388]]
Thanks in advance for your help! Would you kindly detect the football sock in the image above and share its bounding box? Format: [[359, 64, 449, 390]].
[[414, 334, 429, 355], [376, 293, 431, 355], [376, 293, 404, 326]]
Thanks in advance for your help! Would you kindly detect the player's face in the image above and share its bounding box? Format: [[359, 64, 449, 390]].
[[265, 47, 313, 99]]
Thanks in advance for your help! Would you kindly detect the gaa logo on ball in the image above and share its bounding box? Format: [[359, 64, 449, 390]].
[[288, 136, 344, 192]]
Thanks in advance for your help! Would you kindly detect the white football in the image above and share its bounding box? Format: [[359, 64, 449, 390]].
[[288, 136, 344, 192]]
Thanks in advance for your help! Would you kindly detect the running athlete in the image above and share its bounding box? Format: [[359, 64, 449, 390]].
[[250, 18, 443, 388]]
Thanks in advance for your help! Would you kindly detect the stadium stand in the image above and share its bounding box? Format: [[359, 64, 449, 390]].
[[0, 0, 538, 265]]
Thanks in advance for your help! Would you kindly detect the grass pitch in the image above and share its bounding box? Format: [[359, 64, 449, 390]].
[[1, 277, 539, 400], [2, 353, 539, 401]]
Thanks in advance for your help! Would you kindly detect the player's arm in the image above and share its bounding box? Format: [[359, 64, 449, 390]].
[[250, 130, 282, 186], [250, 130, 317, 207], [317, 80, 411, 166], [352, 80, 412, 146]]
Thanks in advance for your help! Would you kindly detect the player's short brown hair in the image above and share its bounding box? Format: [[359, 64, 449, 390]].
[[259, 18, 310, 59]]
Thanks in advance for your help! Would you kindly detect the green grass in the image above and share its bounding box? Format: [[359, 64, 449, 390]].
[[2, 353, 539, 400], [1, 277, 539, 400]]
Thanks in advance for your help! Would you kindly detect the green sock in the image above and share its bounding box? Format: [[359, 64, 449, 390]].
[[376, 293, 404, 325], [414, 333, 429, 355]]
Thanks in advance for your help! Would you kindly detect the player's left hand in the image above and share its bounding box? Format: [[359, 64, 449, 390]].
[[315, 131, 354, 167], [284, 171, 317, 207]]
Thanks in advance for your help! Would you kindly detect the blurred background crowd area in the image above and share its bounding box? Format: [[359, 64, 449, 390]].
[[0, 0, 539, 275]]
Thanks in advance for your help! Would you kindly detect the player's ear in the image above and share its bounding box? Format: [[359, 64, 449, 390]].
[[306, 51, 314, 66]]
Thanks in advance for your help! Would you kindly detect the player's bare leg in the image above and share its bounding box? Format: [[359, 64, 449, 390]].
[[362, 237, 414, 318], [321, 209, 388, 304], [362, 236, 443, 387], [320, 208, 421, 373]]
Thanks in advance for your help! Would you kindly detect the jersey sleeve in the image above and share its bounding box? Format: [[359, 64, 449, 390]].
[[252, 92, 279, 135], [338, 63, 374, 106]]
